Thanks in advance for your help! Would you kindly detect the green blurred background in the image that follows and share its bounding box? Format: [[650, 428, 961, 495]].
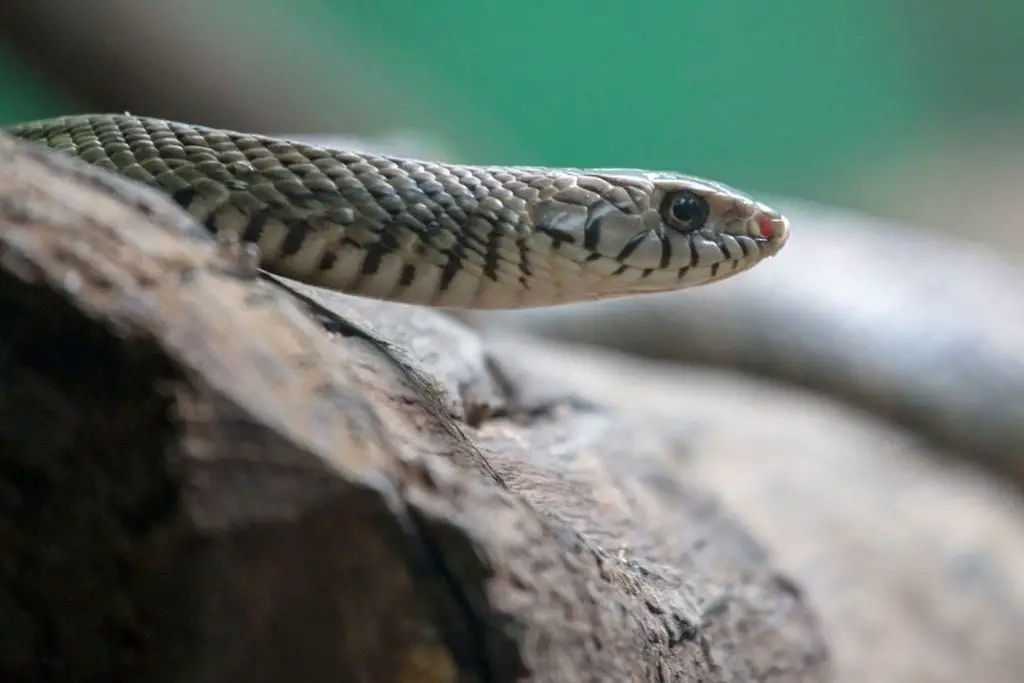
[[0, 0, 1021, 245]]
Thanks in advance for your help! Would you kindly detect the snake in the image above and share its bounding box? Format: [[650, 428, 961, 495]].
[[8, 115, 1023, 488], [4, 114, 789, 309]]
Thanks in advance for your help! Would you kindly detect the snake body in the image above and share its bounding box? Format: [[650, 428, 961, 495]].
[[5, 114, 788, 308], [6, 114, 1024, 486]]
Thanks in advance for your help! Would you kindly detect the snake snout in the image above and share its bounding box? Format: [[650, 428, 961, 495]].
[[749, 206, 790, 256]]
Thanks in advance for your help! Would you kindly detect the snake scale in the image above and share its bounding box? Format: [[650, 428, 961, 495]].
[[5, 114, 789, 309]]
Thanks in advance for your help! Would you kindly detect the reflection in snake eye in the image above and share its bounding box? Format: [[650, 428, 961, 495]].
[[662, 190, 710, 233]]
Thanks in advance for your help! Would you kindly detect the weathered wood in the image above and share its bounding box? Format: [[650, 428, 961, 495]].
[[0, 135, 830, 682], [484, 332, 1024, 683]]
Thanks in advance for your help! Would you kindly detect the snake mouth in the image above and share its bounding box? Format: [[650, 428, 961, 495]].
[[571, 256, 758, 304], [670, 210, 789, 284]]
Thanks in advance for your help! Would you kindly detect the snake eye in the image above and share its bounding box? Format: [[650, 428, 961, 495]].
[[662, 190, 710, 233]]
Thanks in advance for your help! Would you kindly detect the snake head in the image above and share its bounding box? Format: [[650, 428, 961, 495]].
[[528, 168, 789, 301]]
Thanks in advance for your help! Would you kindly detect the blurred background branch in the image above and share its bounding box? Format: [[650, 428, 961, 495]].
[[1, 0, 1021, 247]]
